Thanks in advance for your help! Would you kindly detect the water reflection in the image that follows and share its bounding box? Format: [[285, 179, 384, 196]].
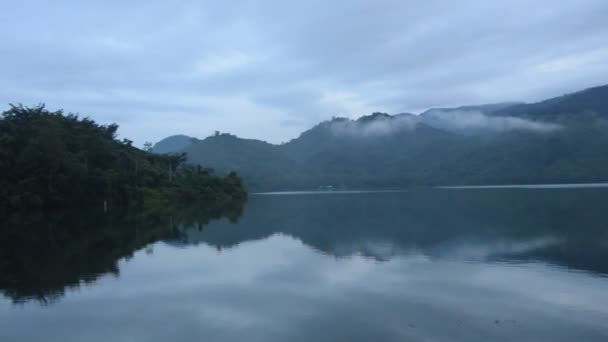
[[0, 201, 244, 304], [2, 188, 608, 341], [182, 189, 608, 274]]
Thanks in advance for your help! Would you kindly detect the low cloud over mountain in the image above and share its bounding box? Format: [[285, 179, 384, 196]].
[[420, 110, 562, 134], [153, 84, 608, 190]]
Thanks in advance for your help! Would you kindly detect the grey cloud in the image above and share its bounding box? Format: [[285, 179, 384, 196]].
[[330, 115, 417, 137], [1, 0, 607, 145], [328, 109, 562, 138], [422, 110, 563, 133]]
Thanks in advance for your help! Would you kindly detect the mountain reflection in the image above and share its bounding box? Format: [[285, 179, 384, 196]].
[[180, 188, 608, 273], [2, 188, 608, 305]]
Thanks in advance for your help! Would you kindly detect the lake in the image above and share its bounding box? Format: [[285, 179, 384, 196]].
[[1, 188, 608, 341]]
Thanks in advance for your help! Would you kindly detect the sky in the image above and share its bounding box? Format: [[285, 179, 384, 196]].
[[1, 0, 607, 146]]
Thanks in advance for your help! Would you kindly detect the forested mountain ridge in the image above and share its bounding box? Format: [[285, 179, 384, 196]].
[[420, 102, 523, 116], [181, 133, 309, 190], [150, 134, 195, 154], [153, 84, 608, 191], [0, 105, 246, 212], [492, 84, 608, 120]]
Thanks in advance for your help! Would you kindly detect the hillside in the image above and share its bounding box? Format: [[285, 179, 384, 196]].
[[493, 84, 608, 120], [151, 134, 196, 154], [181, 133, 313, 190], [0, 105, 247, 212], [152, 84, 608, 190]]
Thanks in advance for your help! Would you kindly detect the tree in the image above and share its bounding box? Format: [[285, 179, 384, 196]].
[[0, 104, 247, 211]]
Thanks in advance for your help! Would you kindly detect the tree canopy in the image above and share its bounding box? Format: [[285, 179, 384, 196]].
[[0, 104, 246, 213]]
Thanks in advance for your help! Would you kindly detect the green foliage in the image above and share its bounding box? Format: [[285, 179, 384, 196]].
[[0, 104, 247, 211]]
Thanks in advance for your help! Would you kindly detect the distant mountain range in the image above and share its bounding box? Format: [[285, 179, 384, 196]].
[[153, 84, 608, 191]]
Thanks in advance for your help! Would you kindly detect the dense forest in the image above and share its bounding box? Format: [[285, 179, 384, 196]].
[[153, 84, 608, 190], [0, 105, 246, 213]]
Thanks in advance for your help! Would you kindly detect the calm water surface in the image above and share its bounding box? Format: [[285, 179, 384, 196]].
[[2, 188, 608, 341]]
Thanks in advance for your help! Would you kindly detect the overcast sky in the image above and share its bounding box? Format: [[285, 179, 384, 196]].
[[1, 0, 607, 145]]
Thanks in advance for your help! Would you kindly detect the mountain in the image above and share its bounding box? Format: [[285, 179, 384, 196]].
[[150, 134, 195, 153], [492, 84, 608, 120], [420, 102, 523, 116], [180, 133, 311, 190], [279, 114, 460, 188], [152, 84, 608, 191]]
